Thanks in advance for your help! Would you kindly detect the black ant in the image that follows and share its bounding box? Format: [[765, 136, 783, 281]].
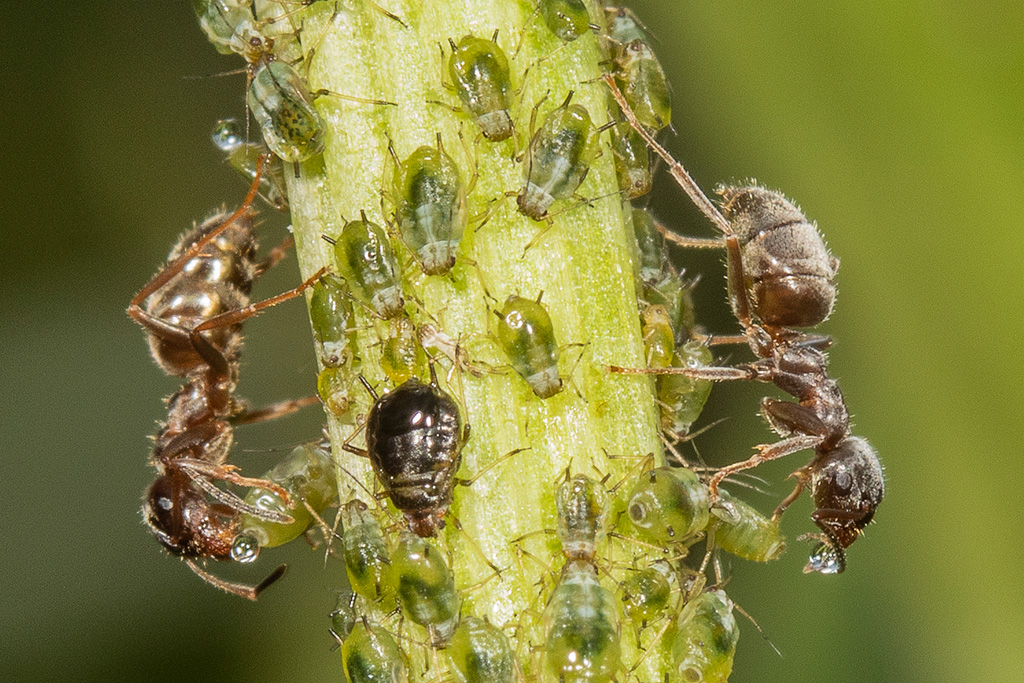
[[128, 159, 326, 598], [604, 75, 884, 574]]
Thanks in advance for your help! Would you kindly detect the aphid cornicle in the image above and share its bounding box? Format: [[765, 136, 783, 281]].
[[671, 589, 739, 683], [358, 374, 468, 537], [392, 136, 467, 276], [340, 501, 396, 609], [517, 92, 599, 221], [341, 619, 409, 683], [494, 294, 563, 399], [543, 560, 621, 683], [446, 616, 515, 683], [248, 58, 328, 163], [390, 531, 461, 645], [626, 466, 710, 545], [211, 118, 289, 211], [540, 0, 591, 42], [329, 212, 405, 319], [708, 490, 786, 563], [230, 443, 339, 562], [448, 34, 514, 142]]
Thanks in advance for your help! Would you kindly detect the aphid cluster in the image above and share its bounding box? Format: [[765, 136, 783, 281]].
[[130, 1, 887, 679]]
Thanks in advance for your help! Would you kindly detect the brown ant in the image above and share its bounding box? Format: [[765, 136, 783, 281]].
[[604, 75, 884, 573], [128, 159, 326, 598]]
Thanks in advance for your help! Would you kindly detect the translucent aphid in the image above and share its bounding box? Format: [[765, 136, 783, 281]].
[[318, 366, 355, 417], [192, 0, 259, 58], [329, 212, 405, 319], [658, 341, 714, 437], [494, 294, 562, 399], [448, 34, 514, 142], [555, 473, 607, 561], [641, 304, 675, 370], [341, 619, 409, 683], [671, 589, 739, 683], [211, 118, 289, 211], [605, 8, 671, 131], [544, 560, 621, 683], [620, 560, 673, 624], [390, 531, 461, 645], [610, 121, 651, 199], [392, 136, 468, 275], [709, 491, 786, 563], [230, 443, 339, 561], [248, 58, 327, 163], [626, 466, 710, 545], [340, 501, 396, 609], [446, 616, 515, 683], [380, 316, 427, 385], [517, 93, 599, 221], [309, 273, 357, 368], [329, 591, 358, 643], [629, 207, 664, 286], [540, 0, 591, 42]]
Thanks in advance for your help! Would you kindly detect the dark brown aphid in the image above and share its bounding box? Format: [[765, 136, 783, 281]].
[[128, 166, 323, 598], [348, 371, 468, 537], [605, 75, 883, 573]]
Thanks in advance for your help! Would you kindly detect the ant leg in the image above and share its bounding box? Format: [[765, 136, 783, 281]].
[[773, 466, 812, 521], [190, 475, 294, 524], [707, 434, 823, 503], [255, 235, 295, 275], [175, 457, 293, 512], [230, 395, 320, 425], [185, 560, 286, 601], [761, 398, 828, 438]]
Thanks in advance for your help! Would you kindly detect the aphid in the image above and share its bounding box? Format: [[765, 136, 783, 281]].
[[641, 304, 675, 370], [543, 560, 621, 683], [327, 212, 405, 319], [390, 531, 461, 645], [340, 500, 396, 609], [128, 171, 323, 598], [670, 589, 739, 683], [448, 34, 514, 142], [657, 341, 714, 438], [610, 120, 652, 199], [341, 618, 410, 683], [446, 616, 516, 683], [349, 373, 468, 537], [230, 442, 339, 562], [248, 58, 327, 163], [380, 316, 427, 385], [708, 490, 785, 563], [625, 466, 709, 545], [605, 75, 883, 573], [540, 0, 591, 42], [192, 0, 260, 58], [329, 590, 358, 643], [555, 473, 608, 562], [629, 206, 664, 287], [620, 560, 673, 624], [211, 118, 290, 211], [391, 135, 468, 276], [309, 273, 357, 368], [494, 293, 563, 399], [610, 40, 671, 132], [517, 92, 599, 222], [318, 366, 356, 417]]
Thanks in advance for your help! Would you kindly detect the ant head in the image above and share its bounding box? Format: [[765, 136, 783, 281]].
[[143, 472, 237, 560]]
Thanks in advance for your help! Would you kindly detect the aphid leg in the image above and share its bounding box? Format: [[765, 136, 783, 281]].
[[311, 88, 398, 107], [184, 559, 286, 601], [454, 448, 529, 488], [707, 434, 823, 503], [447, 514, 504, 576]]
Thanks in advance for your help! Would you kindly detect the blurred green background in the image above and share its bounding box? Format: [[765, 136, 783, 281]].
[[3, 1, 1022, 681]]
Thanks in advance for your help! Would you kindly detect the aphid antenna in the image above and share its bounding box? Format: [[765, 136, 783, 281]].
[[446, 512, 505, 576], [182, 470, 294, 524], [627, 612, 675, 676], [184, 559, 287, 601], [606, 452, 656, 495], [454, 447, 529, 488], [519, 186, 623, 256]]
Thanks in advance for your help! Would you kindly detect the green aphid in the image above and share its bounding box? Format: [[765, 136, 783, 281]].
[[446, 616, 515, 683], [341, 620, 409, 683], [626, 466, 709, 545], [629, 207, 664, 285], [331, 213, 404, 319], [495, 294, 562, 399], [671, 589, 739, 683], [540, 0, 591, 42], [710, 491, 786, 562], [192, 0, 257, 57], [309, 274, 357, 368], [392, 138, 467, 276], [248, 59, 326, 163], [390, 531, 461, 644], [555, 473, 607, 560], [341, 501, 396, 610], [230, 443, 338, 560], [658, 341, 714, 436], [604, 5, 650, 47], [611, 121, 652, 199], [620, 560, 673, 624], [544, 560, 621, 683], [380, 316, 427, 385], [608, 20, 672, 131], [318, 365, 355, 417], [329, 591, 358, 642], [211, 118, 289, 211], [517, 93, 599, 221], [448, 35, 514, 141], [641, 304, 675, 370]]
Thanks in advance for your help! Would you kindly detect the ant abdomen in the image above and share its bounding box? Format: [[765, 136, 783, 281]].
[[719, 185, 839, 328]]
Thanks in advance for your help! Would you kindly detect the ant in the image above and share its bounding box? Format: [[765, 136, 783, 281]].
[[604, 75, 884, 574], [128, 159, 326, 598]]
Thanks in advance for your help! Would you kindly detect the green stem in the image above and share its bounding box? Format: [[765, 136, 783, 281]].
[[286, 1, 669, 678]]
